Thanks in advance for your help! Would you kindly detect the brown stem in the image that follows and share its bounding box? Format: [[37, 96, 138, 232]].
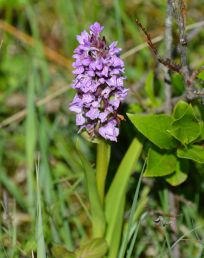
[[135, 19, 182, 74]]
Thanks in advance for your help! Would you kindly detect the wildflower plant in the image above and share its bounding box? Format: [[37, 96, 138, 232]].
[[69, 21, 130, 216], [67, 22, 143, 258]]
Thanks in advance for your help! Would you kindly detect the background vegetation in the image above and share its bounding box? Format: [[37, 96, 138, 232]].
[[0, 0, 204, 257]]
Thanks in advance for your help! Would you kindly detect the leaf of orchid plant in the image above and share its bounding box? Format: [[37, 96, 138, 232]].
[[52, 246, 76, 258], [76, 140, 105, 238], [105, 138, 142, 258], [76, 238, 108, 258]]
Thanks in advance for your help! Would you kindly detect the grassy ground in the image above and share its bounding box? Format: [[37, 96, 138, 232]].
[[0, 0, 204, 257]]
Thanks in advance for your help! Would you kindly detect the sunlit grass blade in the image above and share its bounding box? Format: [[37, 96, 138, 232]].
[[36, 157, 47, 258], [114, 0, 124, 45], [26, 70, 37, 215]]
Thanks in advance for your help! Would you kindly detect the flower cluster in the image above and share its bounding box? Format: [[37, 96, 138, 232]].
[[69, 22, 127, 141]]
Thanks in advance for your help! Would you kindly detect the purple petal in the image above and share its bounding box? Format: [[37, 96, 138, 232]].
[[82, 94, 94, 103], [86, 107, 100, 120], [73, 66, 84, 75], [87, 70, 95, 77], [107, 76, 117, 87], [99, 111, 110, 122], [101, 87, 112, 98], [82, 58, 91, 66], [111, 56, 124, 67], [69, 103, 82, 113], [117, 77, 124, 87], [99, 78, 105, 84], [90, 22, 104, 36], [76, 113, 86, 125], [110, 99, 120, 109], [76, 30, 89, 44], [98, 121, 119, 141], [92, 101, 100, 108], [101, 66, 109, 77]]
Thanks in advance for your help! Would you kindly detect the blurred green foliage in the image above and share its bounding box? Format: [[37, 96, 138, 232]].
[[0, 0, 204, 258]]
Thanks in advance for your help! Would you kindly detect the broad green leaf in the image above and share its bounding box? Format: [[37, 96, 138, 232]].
[[76, 238, 108, 258], [191, 104, 204, 121], [105, 138, 142, 258], [144, 148, 177, 177], [177, 145, 204, 163], [199, 121, 204, 140], [169, 104, 200, 145], [171, 74, 185, 94], [52, 246, 76, 258], [173, 101, 189, 120], [165, 159, 188, 186], [127, 114, 177, 149], [197, 70, 204, 80]]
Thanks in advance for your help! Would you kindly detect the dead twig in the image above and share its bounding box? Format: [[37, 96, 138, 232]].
[[189, 65, 204, 84], [135, 1, 204, 102], [135, 19, 182, 74], [122, 20, 204, 60]]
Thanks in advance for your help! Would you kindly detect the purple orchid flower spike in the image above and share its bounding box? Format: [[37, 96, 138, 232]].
[[69, 22, 127, 142]]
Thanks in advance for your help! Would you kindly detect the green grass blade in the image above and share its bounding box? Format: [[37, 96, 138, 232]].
[[26, 70, 37, 215], [114, 0, 124, 45], [36, 158, 47, 258], [118, 161, 146, 258], [171, 225, 204, 249], [126, 212, 148, 258], [0, 168, 27, 210]]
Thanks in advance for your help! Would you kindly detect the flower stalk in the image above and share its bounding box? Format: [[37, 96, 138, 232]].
[[96, 139, 111, 204]]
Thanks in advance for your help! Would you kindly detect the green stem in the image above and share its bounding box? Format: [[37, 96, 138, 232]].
[[96, 139, 111, 204]]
